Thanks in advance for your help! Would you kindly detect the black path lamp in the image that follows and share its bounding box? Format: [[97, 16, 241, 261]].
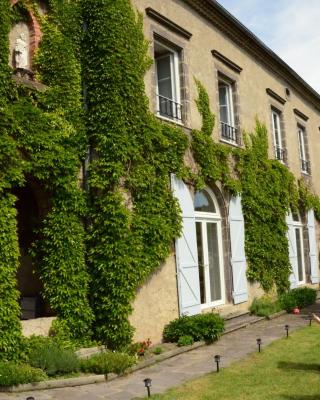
[[214, 354, 221, 372], [256, 338, 262, 353], [143, 378, 152, 398], [309, 314, 313, 326], [285, 324, 289, 338]]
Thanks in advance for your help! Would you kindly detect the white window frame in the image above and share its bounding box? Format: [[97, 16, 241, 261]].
[[271, 110, 284, 162], [297, 125, 308, 173], [195, 188, 225, 309], [218, 80, 235, 127], [292, 213, 306, 285], [154, 41, 181, 122]]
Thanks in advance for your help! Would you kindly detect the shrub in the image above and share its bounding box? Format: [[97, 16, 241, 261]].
[[279, 287, 317, 312], [80, 351, 136, 375], [250, 297, 282, 317], [163, 313, 225, 344], [27, 339, 79, 376], [152, 347, 163, 355], [0, 362, 46, 387], [177, 335, 194, 347]]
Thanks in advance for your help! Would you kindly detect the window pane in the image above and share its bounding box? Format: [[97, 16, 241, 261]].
[[272, 112, 281, 147], [156, 56, 173, 99], [295, 227, 304, 282], [194, 190, 216, 213], [219, 83, 229, 124], [196, 222, 206, 304], [298, 128, 306, 160], [207, 222, 222, 302]]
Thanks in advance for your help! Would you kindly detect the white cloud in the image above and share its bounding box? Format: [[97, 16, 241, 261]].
[[218, 0, 320, 92]]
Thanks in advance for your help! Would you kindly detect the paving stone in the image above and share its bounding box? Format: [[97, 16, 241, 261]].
[[1, 305, 319, 400]]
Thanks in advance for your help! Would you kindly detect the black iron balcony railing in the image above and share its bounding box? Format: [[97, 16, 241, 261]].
[[220, 122, 241, 145], [275, 145, 287, 163], [157, 95, 182, 121], [301, 159, 311, 174]]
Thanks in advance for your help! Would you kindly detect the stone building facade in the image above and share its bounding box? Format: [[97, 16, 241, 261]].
[[9, 0, 320, 344], [129, 0, 320, 343]]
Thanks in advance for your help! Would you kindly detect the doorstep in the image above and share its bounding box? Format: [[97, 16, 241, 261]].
[[0, 309, 288, 393]]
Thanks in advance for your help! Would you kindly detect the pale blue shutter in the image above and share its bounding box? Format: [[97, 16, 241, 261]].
[[171, 175, 201, 316], [229, 196, 248, 304], [307, 209, 319, 284], [286, 213, 298, 289]]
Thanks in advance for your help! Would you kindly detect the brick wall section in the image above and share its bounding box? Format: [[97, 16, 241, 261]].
[[11, 0, 42, 69]]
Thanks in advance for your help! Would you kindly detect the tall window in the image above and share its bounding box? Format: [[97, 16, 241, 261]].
[[218, 80, 238, 144], [271, 109, 286, 163], [194, 188, 225, 307], [297, 125, 310, 174], [154, 41, 181, 121], [292, 212, 306, 284]]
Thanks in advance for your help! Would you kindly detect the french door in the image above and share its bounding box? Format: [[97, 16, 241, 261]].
[[196, 218, 225, 307]]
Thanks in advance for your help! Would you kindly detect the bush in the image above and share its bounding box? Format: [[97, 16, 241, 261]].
[[250, 297, 282, 317], [177, 335, 194, 347], [0, 362, 46, 387], [279, 287, 317, 312], [26, 338, 80, 376], [152, 347, 163, 355], [80, 351, 136, 375], [163, 313, 225, 344]]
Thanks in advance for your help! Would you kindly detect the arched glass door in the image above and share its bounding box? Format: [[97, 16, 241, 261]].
[[292, 211, 306, 284], [194, 188, 225, 307]]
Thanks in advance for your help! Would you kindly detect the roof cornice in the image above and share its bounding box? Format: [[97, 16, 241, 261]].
[[183, 0, 320, 111]]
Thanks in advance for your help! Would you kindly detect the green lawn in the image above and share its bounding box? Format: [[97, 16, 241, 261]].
[[145, 326, 320, 400]]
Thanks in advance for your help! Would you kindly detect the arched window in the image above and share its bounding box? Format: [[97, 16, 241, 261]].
[[194, 188, 225, 307]]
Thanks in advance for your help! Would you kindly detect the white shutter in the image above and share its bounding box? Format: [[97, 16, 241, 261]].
[[286, 212, 298, 289], [171, 175, 201, 316], [229, 196, 248, 304], [307, 209, 319, 284]]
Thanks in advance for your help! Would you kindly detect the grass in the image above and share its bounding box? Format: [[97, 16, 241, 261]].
[[143, 326, 320, 400]]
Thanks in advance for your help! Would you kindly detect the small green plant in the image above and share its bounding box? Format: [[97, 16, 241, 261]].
[[163, 313, 225, 344], [250, 297, 282, 317], [279, 287, 317, 312], [0, 362, 46, 387], [80, 351, 136, 375], [27, 339, 80, 376], [152, 347, 163, 355], [177, 335, 194, 347]]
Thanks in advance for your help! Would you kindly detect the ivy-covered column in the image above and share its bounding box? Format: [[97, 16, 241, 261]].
[[0, 0, 23, 359], [82, 0, 188, 349]]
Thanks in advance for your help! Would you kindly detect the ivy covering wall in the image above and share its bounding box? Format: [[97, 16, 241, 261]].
[[0, 0, 319, 359]]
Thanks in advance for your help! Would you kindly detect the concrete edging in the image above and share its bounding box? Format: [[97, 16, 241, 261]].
[[1, 309, 287, 393]]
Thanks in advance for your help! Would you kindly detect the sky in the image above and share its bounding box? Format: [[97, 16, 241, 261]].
[[217, 0, 320, 93]]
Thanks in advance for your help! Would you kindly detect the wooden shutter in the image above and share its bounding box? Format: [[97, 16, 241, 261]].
[[307, 209, 319, 284], [229, 196, 248, 304], [171, 175, 201, 316], [286, 213, 298, 289]]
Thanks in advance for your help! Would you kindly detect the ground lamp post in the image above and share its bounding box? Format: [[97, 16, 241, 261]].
[[309, 314, 312, 326], [144, 378, 152, 398], [285, 324, 289, 338], [214, 355, 221, 372], [256, 338, 262, 353]]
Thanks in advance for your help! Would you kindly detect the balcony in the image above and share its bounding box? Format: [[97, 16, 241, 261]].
[[157, 95, 182, 122], [275, 145, 287, 163], [220, 122, 240, 145], [301, 159, 310, 175]]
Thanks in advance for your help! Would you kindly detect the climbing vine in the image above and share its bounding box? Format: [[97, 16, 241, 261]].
[[191, 79, 240, 193], [82, 0, 188, 349]]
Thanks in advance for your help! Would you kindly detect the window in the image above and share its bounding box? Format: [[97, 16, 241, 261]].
[[218, 80, 239, 144], [154, 41, 181, 121], [292, 212, 306, 285], [271, 109, 286, 163], [297, 125, 310, 174], [194, 188, 225, 307]]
